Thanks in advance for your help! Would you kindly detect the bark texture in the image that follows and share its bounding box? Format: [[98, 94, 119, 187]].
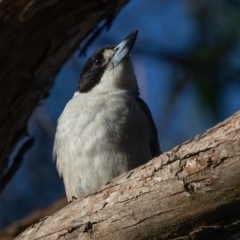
[[17, 111, 240, 240], [0, 0, 128, 184]]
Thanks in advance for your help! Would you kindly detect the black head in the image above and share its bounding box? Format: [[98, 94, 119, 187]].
[[77, 46, 115, 93], [77, 30, 138, 94]]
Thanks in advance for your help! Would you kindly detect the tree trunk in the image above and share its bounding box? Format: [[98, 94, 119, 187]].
[[0, 0, 128, 186], [17, 111, 240, 240]]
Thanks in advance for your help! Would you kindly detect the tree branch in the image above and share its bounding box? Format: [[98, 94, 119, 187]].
[[0, 197, 67, 240], [17, 111, 240, 239], [0, 136, 34, 192], [0, 0, 129, 185]]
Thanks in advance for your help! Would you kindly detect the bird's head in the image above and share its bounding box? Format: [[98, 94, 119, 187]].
[[77, 30, 139, 95]]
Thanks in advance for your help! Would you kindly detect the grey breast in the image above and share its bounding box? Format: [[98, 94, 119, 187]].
[[53, 91, 154, 200]]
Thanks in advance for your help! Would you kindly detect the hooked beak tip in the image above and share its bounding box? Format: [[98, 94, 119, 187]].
[[112, 30, 138, 67]]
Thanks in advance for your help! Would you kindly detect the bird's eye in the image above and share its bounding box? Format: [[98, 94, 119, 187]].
[[94, 58, 104, 67]]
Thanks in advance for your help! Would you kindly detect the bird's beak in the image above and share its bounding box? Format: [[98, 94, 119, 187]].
[[111, 30, 138, 67]]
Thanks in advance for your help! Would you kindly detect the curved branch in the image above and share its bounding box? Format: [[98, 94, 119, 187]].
[[17, 111, 240, 239], [0, 0, 129, 183]]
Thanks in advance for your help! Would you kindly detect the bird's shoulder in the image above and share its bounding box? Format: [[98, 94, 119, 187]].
[[136, 97, 161, 157]]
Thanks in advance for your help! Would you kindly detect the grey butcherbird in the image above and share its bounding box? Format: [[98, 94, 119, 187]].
[[53, 30, 161, 202]]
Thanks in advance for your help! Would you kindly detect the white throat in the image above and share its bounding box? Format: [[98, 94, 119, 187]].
[[93, 60, 138, 93]]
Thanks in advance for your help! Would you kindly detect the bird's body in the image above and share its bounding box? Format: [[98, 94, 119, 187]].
[[54, 31, 161, 201]]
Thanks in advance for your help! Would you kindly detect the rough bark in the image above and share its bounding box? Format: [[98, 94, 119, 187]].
[[17, 111, 240, 240], [0, 0, 128, 185]]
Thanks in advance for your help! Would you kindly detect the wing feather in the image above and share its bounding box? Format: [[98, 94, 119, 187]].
[[136, 97, 161, 157]]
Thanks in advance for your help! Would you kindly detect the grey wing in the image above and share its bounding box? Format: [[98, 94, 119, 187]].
[[136, 97, 161, 157]]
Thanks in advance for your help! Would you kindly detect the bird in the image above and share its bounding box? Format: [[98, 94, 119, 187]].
[[53, 30, 161, 202]]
